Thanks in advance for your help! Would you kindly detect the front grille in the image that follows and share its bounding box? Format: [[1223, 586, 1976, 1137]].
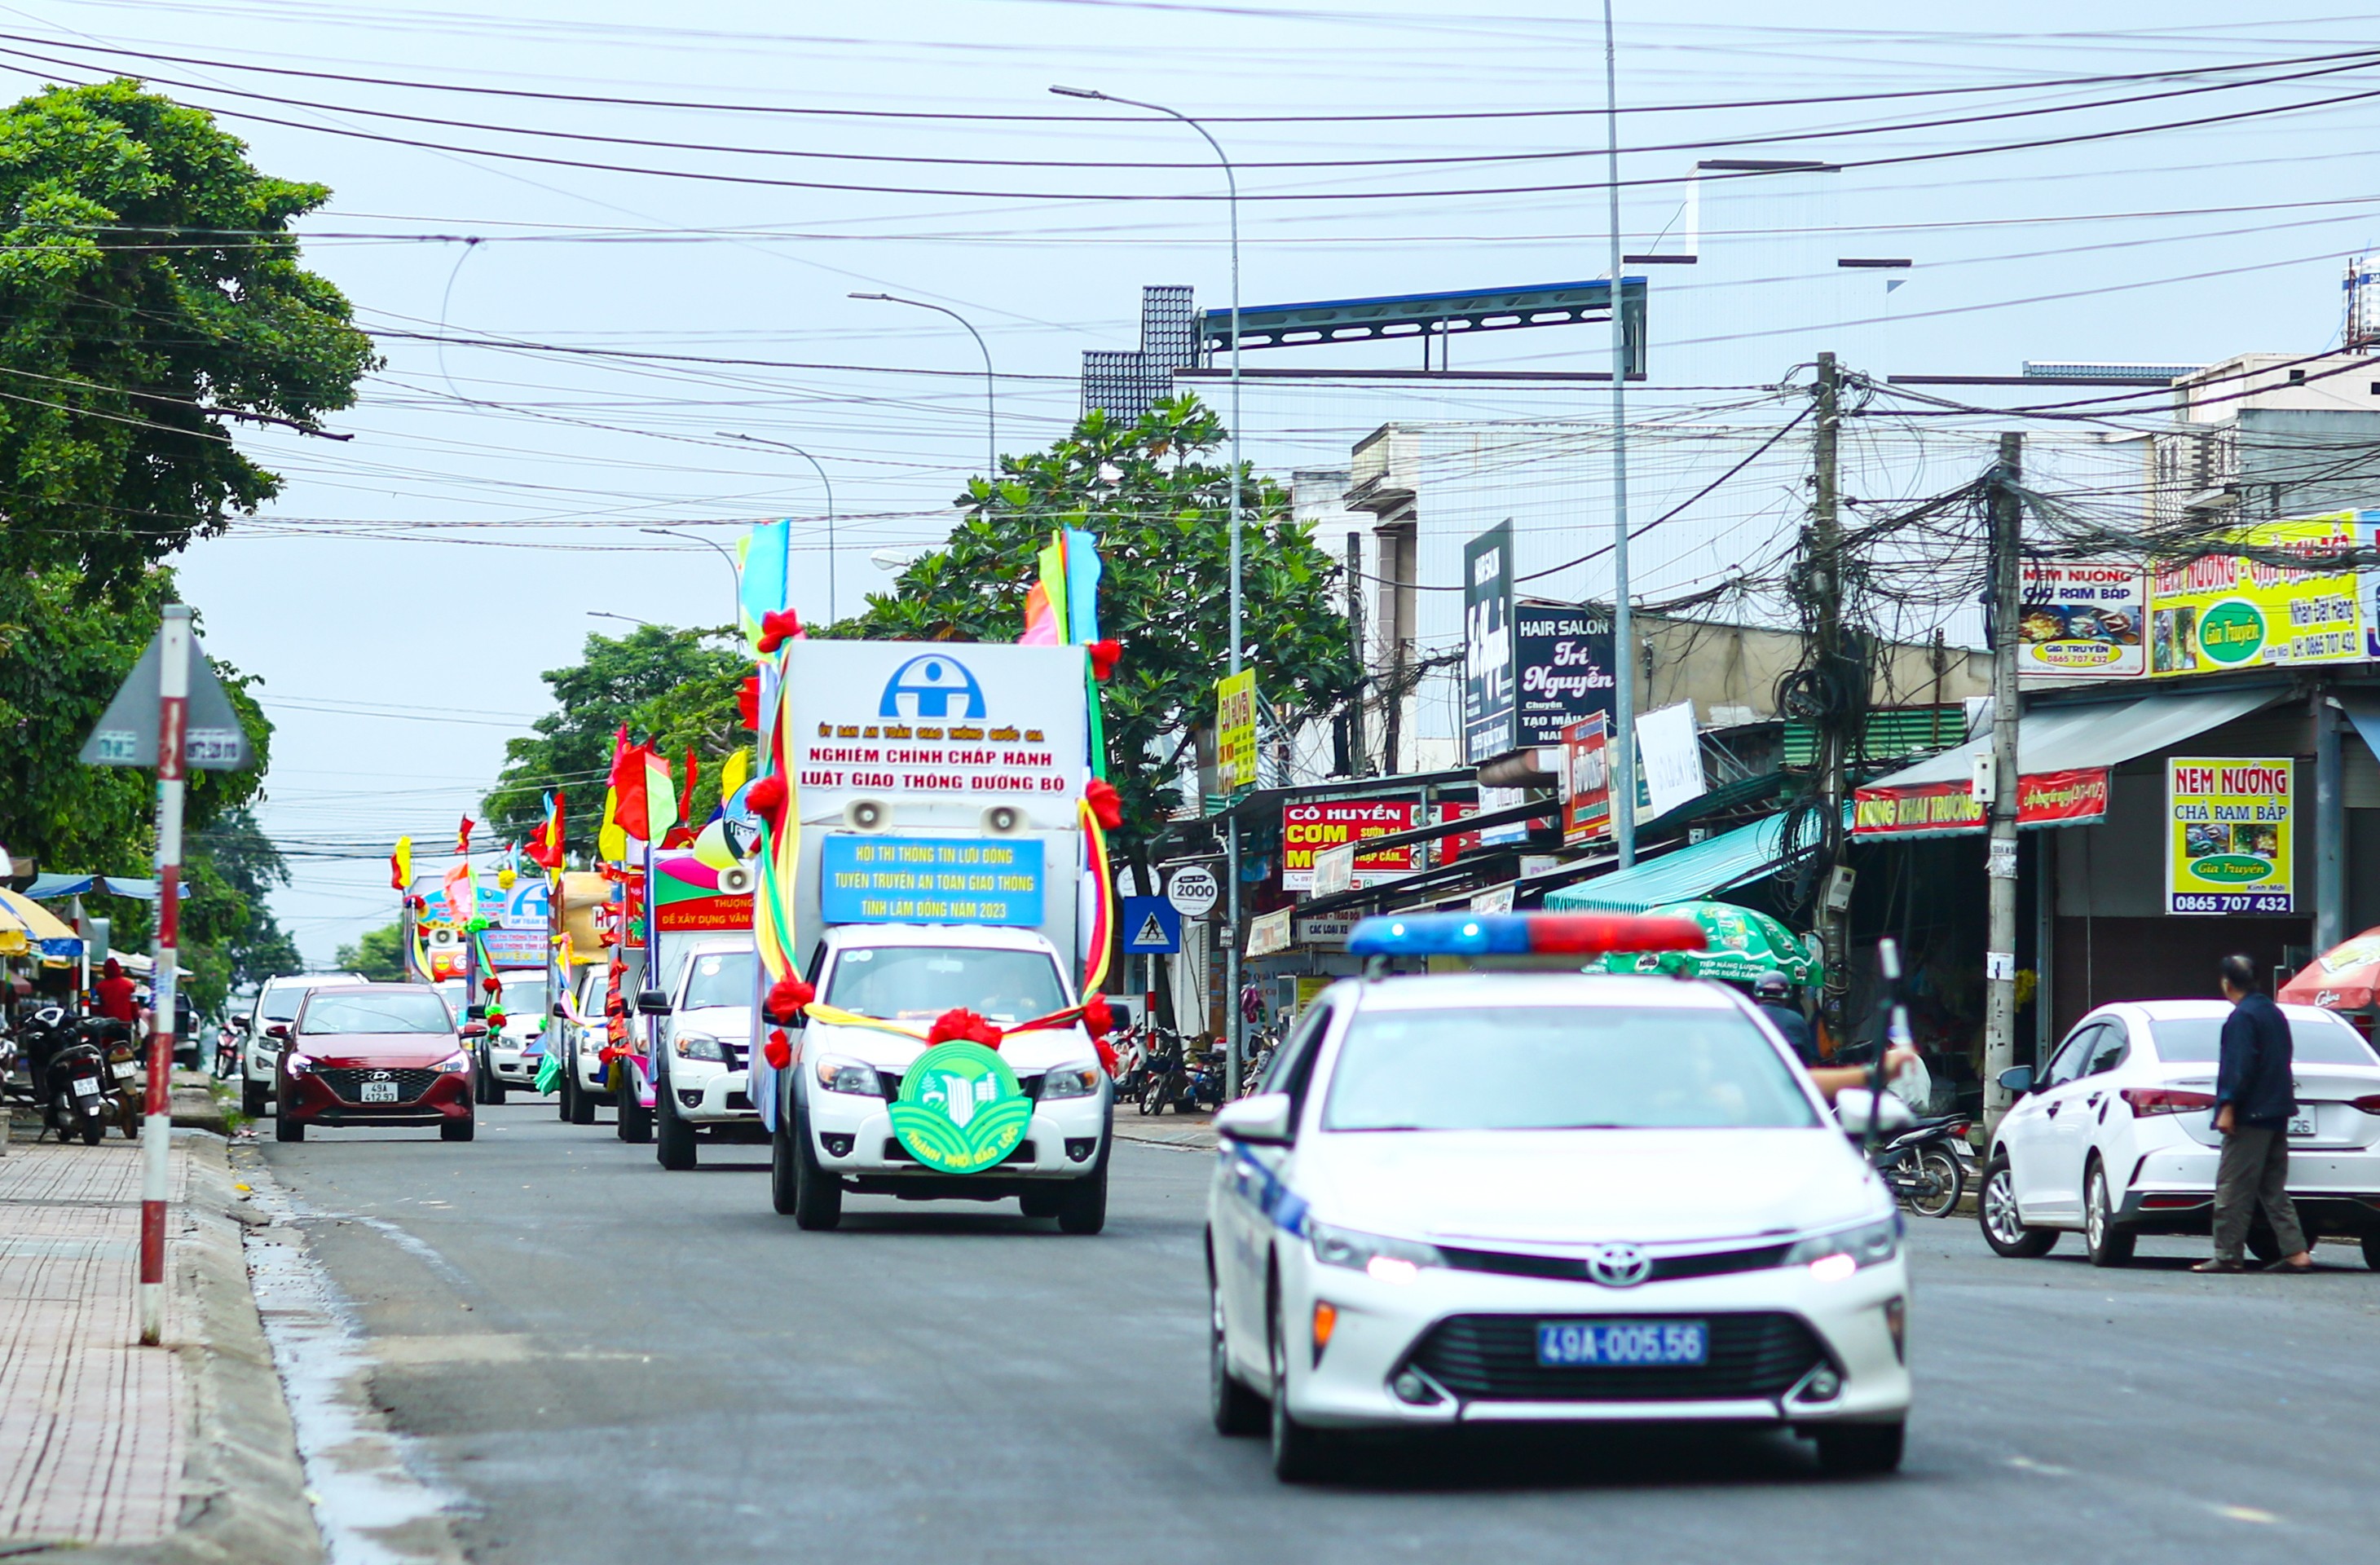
[[881, 1138, 1035, 1166], [875, 1070, 1044, 1101], [315, 1067, 439, 1105], [1439, 1241, 1795, 1285], [1408, 1312, 1825, 1404]]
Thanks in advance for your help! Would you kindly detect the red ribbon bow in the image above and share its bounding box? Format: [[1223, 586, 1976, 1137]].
[[1082, 994, 1116, 1038], [1085, 778, 1123, 830], [925, 1007, 1003, 1048], [746, 774, 788, 822], [764, 975, 814, 1025], [756, 609, 803, 654], [763, 1028, 793, 1070], [1087, 639, 1123, 681]]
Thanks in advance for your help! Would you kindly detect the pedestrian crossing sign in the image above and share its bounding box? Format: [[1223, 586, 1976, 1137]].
[[1118, 897, 1182, 954]]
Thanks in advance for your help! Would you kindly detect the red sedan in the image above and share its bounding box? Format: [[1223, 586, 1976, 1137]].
[[273, 983, 478, 1143]]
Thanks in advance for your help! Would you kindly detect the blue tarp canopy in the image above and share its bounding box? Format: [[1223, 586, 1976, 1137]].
[[1545, 814, 1802, 915], [24, 873, 186, 902]]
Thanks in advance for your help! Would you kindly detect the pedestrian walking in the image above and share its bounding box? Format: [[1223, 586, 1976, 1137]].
[[2193, 954, 2314, 1275]]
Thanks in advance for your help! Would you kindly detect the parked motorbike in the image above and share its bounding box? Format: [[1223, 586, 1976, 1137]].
[[1871, 1113, 1969, 1218], [82, 1016, 142, 1138], [29, 1008, 111, 1145], [1136, 1033, 1186, 1116], [1182, 1047, 1226, 1113]]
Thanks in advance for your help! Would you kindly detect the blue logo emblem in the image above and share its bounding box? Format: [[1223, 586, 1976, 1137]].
[[879, 655, 987, 719]]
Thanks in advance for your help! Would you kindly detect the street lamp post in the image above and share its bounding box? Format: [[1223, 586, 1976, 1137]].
[[849, 293, 998, 481], [1052, 83, 1246, 1098], [641, 527, 744, 629], [719, 433, 838, 623], [1603, 1, 1637, 871]]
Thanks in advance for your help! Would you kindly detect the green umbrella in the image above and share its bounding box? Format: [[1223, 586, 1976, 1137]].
[[1597, 901, 1822, 986]]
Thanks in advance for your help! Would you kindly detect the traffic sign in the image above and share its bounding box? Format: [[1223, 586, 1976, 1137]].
[[1118, 897, 1181, 954], [1166, 863, 1219, 919], [78, 619, 251, 771]]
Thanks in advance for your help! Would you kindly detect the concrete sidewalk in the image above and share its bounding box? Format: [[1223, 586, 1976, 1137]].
[[1113, 1108, 1217, 1151], [1, 1114, 319, 1563]]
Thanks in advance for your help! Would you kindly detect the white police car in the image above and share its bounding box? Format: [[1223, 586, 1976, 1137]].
[[1205, 912, 1911, 1482]]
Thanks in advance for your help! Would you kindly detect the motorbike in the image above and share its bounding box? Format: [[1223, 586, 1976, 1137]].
[[24, 1007, 111, 1145], [1136, 1034, 1186, 1116], [1182, 1047, 1227, 1113], [1871, 1113, 1970, 1219], [82, 1016, 142, 1138]]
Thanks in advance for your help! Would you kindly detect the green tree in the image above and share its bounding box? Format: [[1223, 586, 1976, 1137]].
[[483, 625, 751, 857], [334, 924, 407, 983], [832, 394, 1360, 871], [1, 80, 377, 594], [190, 805, 301, 990]]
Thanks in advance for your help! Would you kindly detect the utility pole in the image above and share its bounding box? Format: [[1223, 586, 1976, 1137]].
[[1346, 531, 1365, 776], [1983, 433, 2024, 1138], [1811, 352, 1849, 1027], [1602, 0, 1637, 869]]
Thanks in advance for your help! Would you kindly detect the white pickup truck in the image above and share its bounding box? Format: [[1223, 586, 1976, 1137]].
[[769, 923, 1111, 1233], [648, 936, 761, 1170]]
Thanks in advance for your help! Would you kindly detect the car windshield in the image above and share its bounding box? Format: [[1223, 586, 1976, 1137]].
[[300, 990, 453, 1036], [1322, 1003, 1821, 1132], [825, 946, 1068, 1023], [2149, 1016, 2379, 1065], [498, 973, 547, 1014], [681, 950, 756, 1011], [259, 987, 309, 1021]]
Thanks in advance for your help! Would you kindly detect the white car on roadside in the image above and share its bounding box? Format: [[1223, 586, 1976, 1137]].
[[558, 963, 616, 1126], [242, 971, 364, 1117], [650, 937, 761, 1170], [1979, 999, 2380, 1269], [1206, 959, 1911, 1483]]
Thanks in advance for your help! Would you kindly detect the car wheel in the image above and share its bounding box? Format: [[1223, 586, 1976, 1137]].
[[770, 1103, 802, 1217], [1019, 1188, 1062, 1219], [442, 1113, 476, 1143], [555, 1065, 573, 1121], [1977, 1155, 2058, 1259], [483, 1051, 509, 1104], [1906, 1148, 1963, 1219], [2361, 1232, 2380, 1272], [2084, 1161, 2135, 1267], [1210, 1254, 1267, 1436], [1267, 1285, 1340, 1483], [566, 1066, 596, 1126], [241, 1078, 268, 1118], [655, 1073, 698, 1170], [1056, 1138, 1110, 1235], [1814, 1421, 1905, 1477], [617, 1071, 652, 1144], [275, 1108, 305, 1143], [791, 1102, 842, 1231], [81, 1113, 106, 1146]]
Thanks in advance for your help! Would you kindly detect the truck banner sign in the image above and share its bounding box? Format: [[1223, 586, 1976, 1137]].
[[2166, 756, 2293, 915], [1851, 768, 2110, 838], [782, 643, 1087, 828], [818, 836, 1046, 926]]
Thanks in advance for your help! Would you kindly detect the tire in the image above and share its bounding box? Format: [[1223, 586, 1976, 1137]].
[[1210, 1262, 1267, 1436], [1906, 1148, 1963, 1220], [275, 1109, 305, 1143], [1814, 1421, 1906, 1477], [770, 1103, 802, 1217], [1056, 1139, 1110, 1235], [617, 1069, 653, 1144], [442, 1114, 476, 1143], [1137, 1082, 1159, 1116], [556, 1065, 572, 1120], [483, 1051, 509, 1105], [790, 1101, 842, 1231], [2084, 1161, 2135, 1267], [2361, 1232, 2380, 1272], [566, 1067, 596, 1126], [242, 1078, 268, 1118], [1977, 1154, 2058, 1259], [655, 1073, 698, 1170], [1019, 1188, 1063, 1219], [80, 1113, 106, 1146], [472, 1051, 491, 1104], [1267, 1287, 1340, 1483]]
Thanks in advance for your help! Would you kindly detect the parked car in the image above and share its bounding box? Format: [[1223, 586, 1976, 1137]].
[[1979, 999, 2380, 1268], [241, 972, 365, 1117], [272, 983, 478, 1143]]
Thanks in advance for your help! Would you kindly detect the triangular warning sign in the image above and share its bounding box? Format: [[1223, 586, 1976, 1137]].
[[1132, 911, 1169, 949]]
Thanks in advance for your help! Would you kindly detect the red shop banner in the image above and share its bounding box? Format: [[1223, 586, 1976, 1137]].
[[1852, 767, 2110, 839]]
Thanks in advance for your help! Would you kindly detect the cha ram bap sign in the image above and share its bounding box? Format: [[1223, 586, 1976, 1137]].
[[782, 643, 1086, 827], [819, 835, 1046, 926], [2149, 514, 2363, 677], [2019, 562, 2147, 679], [1853, 768, 2110, 839], [2167, 757, 2293, 915]]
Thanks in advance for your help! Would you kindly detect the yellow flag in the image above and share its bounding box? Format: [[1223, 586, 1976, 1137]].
[[720, 747, 751, 805], [597, 784, 627, 863]]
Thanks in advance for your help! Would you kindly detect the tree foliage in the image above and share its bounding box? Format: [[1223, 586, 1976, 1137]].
[[483, 625, 750, 858], [334, 923, 407, 983], [831, 394, 1360, 861], [0, 80, 377, 594]]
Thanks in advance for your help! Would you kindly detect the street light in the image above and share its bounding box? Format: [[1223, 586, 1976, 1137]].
[[1052, 82, 1246, 1097], [588, 611, 654, 628], [718, 432, 837, 622], [641, 527, 743, 629], [849, 292, 998, 481]]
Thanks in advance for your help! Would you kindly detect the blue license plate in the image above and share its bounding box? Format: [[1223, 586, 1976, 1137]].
[[1536, 1320, 1708, 1368]]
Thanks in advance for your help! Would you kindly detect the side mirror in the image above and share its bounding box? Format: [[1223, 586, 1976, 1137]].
[[466, 1004, 487, 1021], [461, 1021, 488, 1039], [263, 1022, 291, 1043], [1836, 1088, 1916, 1140], [232, 1016, 252, 1033], [551, 1003, 566, 1018], [637, 990, 672, 1016], [1214, 1091, 1294, 1145], [1996, 1065, 2035, 1096]]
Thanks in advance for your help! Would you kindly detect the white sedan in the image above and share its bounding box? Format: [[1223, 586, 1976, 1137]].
[[1206, 968, 1911, 1483], [1979, 999, 2380, 1268]]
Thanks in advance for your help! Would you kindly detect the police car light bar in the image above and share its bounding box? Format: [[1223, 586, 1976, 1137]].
[[1346, 912, 1707, 959]]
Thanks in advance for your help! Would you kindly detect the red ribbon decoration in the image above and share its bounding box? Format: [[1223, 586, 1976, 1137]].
[[1085, 778, 1123, 830], [763, 975, 814, 1025], [926, 1007, 1004, 1048], [746, 774, 787, 822], [756, 609, 804, 653], [763, 1028, 793, 1070], [1087, 639, 1123, 681], [1081, 994, 1115, 1038], [737, 676, 760, 731]]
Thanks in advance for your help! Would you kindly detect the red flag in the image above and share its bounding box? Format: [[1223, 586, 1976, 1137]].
[[455, 816, 475, 855], [608, 736, 648, 842], [527, 791, 567, 869], [663, 750, 701, 849]]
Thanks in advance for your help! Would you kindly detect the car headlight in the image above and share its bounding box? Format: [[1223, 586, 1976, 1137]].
[[1039, 1061, 1103, 1100], [285, 1053, 315, 1075], [813, 1055, 879, 1096], [434, 1053, 471, 1073], [1307, 1220, 1445, 1284], [1783, 1213, 1902, 1281], [673, 1032, 725, 1061]]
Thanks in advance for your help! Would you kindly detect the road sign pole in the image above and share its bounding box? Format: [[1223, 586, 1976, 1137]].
[[139, 606, 192, 1347]]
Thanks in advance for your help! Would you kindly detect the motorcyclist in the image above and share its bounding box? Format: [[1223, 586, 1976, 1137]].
[[1752, 970, 1818, 1066]]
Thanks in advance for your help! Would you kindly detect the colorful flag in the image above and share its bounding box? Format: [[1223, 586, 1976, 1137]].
[[455, 816, 475, 855], [666, 749, 701, 847], [442, 862, 473, 924], [598, 727, 629, 863], [718, 749, 751, 812], [526, 791, 566, 870], [390, 835, 412, 892]]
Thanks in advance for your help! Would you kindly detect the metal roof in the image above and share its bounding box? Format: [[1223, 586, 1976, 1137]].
[[1543, 813, 1809, 916]]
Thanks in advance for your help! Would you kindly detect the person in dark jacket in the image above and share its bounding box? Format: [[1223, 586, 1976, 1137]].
[[2194, 954, 2313, 1274], [1752, 971, 1819, 1066]]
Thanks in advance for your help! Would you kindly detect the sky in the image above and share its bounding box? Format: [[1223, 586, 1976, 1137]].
[[9, 0, 2380, 963]]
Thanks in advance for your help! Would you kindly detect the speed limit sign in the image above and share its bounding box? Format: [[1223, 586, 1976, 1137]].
[[1166, 864, 1220, 919]]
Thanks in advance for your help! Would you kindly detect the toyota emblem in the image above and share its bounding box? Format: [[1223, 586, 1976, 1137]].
[[1585, 1243, 1651, 1288]]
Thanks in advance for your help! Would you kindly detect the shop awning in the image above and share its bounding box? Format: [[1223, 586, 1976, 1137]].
[[0, 900, 25, 957], [1544, 813, 1809, 915], [1853, 685, 2283, 840], [24, 873, 185, 902], [0, 888, 83, 957]]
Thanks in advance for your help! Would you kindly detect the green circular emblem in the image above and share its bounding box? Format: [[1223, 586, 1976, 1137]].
[[2196, 600, 2265, 665], [2188, 853, 2273, 884], [889, 1042, 1032, 1174]]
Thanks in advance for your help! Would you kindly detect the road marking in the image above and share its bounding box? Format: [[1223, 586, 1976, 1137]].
[[2212, 1505, 2278, 1524]]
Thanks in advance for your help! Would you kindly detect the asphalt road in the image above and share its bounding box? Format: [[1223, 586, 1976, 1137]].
[[255, 1102, 2380, 1565]]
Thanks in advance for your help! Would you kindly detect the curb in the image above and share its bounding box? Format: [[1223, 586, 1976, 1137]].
[[23, 1134, 324, 1565]]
